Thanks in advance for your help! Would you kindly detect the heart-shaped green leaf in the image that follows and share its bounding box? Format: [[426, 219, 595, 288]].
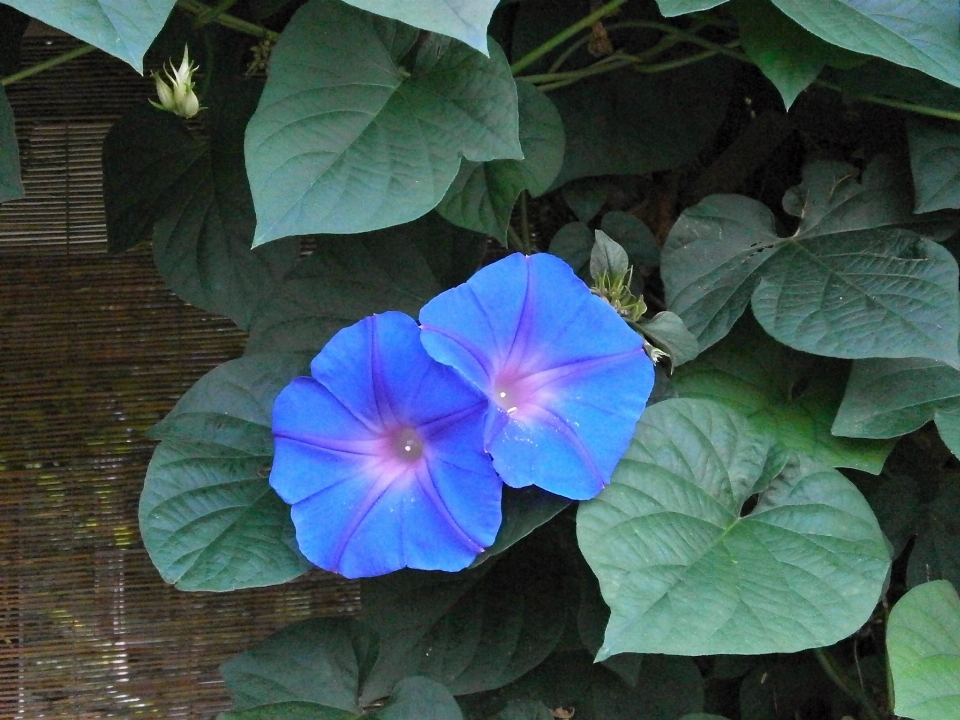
[[139, 438, 309, 591], [832, 356, 960, 439], [148, 352, 310, 453], [140, 353, 312, 591], [245, 0, 520, 244], [731, 0, 858, 109], [673, 316, 894, 472], [339, 0, 498, 55], [770, 0, 960, 91], [577, 398, 890, 657], [220, 618, 463, 719], [888, 580, 960, 720], [436, 80, 563, 242], [662, 156, 960, 365], [360, 546, 568, 701], [908, 118, 960, 213], [2, 0, 176, 72]]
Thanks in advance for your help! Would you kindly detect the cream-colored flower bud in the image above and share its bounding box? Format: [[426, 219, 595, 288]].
[[149, 45, 201, 119]]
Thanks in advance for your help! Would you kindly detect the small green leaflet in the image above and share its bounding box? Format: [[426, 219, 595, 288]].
[[0, 86, 23, 203], [244, 0, 520, 244], [436, 80, 564, 243], [1, 0, 176, 72], [339, 0, 498, 55], [672, 316, 893, 472], [770, 0, 960, 91], [662, 156, 960, 365], [908, 119, 960, 213], [219, 618, 463, 720], [887, 580, 960, 720], [577, 398, 890, 657], [140, 353, 312, 592]]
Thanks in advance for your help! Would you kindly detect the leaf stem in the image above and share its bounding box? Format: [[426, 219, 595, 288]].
[[176, 0, 280, 41], [813, 647, 882, 720], [0, 44, 96, 87], [510, 0, 628, 75]]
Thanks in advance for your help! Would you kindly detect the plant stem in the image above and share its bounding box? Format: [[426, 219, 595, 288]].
[[176, 0, 279, 41], [519, 191, 532, 253], [813, 647, 882, 720], [1, 44, 96, 87], [195, 0, 243, 25], [511, 0, 628, 75], [816, 79, 960, 122], [607, 20, 748, 63]]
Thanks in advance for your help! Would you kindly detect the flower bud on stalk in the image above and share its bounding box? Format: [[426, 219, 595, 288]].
[[150, 46, 201, 118]]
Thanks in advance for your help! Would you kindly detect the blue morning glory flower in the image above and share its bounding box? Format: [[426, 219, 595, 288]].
[[419, 253, 655, 501], [269, 311, 503, 578]]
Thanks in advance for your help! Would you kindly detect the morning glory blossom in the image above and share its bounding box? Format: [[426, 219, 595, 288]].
[[419, 252, 655, 501], [269, 311, 503, 578]]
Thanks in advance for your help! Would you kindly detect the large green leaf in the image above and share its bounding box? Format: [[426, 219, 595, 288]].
[[673, 316, 893, 472], [577, 398, 890, 657], [461, 650, 704, 720], [887, 580, 960, 720], [739, 654, 854, 720], [908, 119, 960, 213], [770, 0, 960, 91], [244, 0, 520, 244], [730, 0, 852, 109], [661, 156, 960, 364], [339, 0, 498, 54], [436, 80, 564, 242], [548, 64, 733, 187], [470, 487, 570, 567], [489, 701, 553, 720], [141, 353, 312, 591], [103, 86, 300, 329], [220, 618, 463, 719], [148, 352, 310, 453], [360, 547, 568, 701], [906, 480, 960, 591], [244, 226, 442, 355], [832, 356, 960, 439], [0, 86, 23, 204], [139, 438, 309, 591], [1, 0, 176, 72]]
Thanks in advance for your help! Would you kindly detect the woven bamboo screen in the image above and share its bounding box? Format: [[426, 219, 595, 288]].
[[0, 35, 359, 719]]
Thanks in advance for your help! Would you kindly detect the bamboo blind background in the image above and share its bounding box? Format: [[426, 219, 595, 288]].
[[0, 35, 360, 719]]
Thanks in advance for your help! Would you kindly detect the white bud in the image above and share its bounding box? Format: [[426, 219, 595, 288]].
[[149, 45, 201, 118]]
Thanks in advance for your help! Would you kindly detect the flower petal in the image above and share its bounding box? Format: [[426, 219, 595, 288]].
[[270, 311, 502, 577], [420, 253, 654, 499]]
